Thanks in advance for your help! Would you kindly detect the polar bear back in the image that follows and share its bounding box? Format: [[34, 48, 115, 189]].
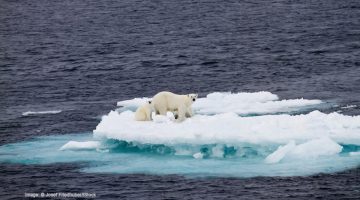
[[152, 91, 190, 111], [151, 91, 194, 121]]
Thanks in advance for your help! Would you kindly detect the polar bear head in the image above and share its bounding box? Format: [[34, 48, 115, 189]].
[[187, 93, 198, 103], [147, 100, 154, 109], [143, 100, 154, 112]]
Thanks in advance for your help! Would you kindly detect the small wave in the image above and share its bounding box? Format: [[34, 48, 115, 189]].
[[22, 110, 62, 116], [341, 105, 357, 109]]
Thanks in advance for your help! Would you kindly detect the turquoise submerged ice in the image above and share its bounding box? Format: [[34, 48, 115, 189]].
[[1, 92, 360, 177]]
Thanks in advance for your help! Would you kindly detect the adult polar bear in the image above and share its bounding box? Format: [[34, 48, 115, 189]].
[[152, 91, 198, 121]]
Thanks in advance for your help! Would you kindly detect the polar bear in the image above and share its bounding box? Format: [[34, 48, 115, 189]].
[[152, 91, 198, 121], [134, 101, 153, 121]]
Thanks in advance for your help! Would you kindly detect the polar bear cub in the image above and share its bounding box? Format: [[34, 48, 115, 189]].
[[134, 100, 153, 121], [152, 91, 198, 121]]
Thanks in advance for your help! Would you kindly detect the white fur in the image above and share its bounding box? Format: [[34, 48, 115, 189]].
[[152, 91, 198, 121], [134, 101, 153, 121]]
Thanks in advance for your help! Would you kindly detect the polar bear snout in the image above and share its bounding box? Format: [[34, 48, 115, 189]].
[[188, 93, 198, 103]]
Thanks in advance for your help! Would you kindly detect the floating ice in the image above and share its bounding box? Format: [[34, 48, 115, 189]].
[[1, 91, 360, 177], [22, 110, 62, 116]]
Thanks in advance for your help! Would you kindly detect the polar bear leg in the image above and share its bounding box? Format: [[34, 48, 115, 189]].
[[146, 109, 152, 121], [185, 107, 193, 118], [156, 105, 167, 116], [176, 105, 187, 121], [172, 109, 179, 120]]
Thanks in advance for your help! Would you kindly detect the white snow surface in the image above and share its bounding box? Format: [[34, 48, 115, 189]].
[[193, 92, 322, 115], [116, 92, 323, 115], [93, 110, 360, 145]]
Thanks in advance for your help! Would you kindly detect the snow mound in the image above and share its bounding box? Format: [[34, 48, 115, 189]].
[[93, 110, 360, 145]]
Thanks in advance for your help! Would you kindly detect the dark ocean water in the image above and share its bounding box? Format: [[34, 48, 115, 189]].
[[1, 0, 360, 199]]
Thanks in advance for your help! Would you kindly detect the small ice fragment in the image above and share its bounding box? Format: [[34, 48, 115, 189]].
[[193, 152, 204, 159], [60, 141, 100, 151], [22, 110, 62, 116]]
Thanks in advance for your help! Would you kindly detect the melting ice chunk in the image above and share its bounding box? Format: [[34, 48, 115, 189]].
[[265, 138, 342, 164], [265, 141, 296, 164]]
